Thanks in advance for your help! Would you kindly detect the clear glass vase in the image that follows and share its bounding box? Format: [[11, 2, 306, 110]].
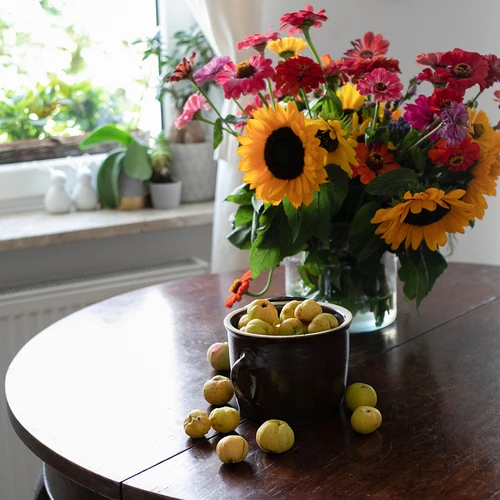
[[284, 250, 397, 334]]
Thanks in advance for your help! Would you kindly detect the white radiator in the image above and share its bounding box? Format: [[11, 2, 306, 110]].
[[0, 257, 209, 500]]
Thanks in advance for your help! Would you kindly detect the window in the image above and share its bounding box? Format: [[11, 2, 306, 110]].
[[0, 0, 160, 163]]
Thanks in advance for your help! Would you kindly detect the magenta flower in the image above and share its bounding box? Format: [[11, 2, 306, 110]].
[[193, 56, 230, 86], [404, 95, 435, 131], [280, 5, 328, 35], [236, 28, 279, 53], [174, 93, 210, 130], [437, 102, 469, 146], [216, 56, 274, 99], [357, 68, 404, 102]]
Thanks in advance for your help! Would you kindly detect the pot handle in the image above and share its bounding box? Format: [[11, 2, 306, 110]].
[[231, 353, 257, 408]]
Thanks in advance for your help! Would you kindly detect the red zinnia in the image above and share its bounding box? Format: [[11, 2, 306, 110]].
[[344, 32, 390, 60], [417, 67, 449, 87], [440, 48, 489, 90], [274, 55, 325, 96], [225, 270, 252, 308], [344, 55, 400, 83], [352, 143, 401, 184], [167, 52, 196, 82], [483, 54, 500, 89], [357, 68, 403, 102], [428, 138, 480, 172], [216, 56, 275, 99], [321, 54, 350, 85], [280, 5, 328, 35], [236, 28, 280, 53], [415, 51, 446, 68], [427, 88, 464, 116]]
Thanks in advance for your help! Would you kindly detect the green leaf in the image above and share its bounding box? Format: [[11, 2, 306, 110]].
[[80, 125, 132, 149], [348, 202, 380, 256], [399, 128, 420, 150], [365, 168, 419, 196], [410, 147, 427, 174], [234, 205, 254, 227], [398, 246, 448, 308], [283, 198, 303, 243], [227, 224, 252, 250], [213, 118, 223, 150], [123, 139, 152, 180], [96, 151, 124, 208], [226, 183, 253, 205], [299, 185, 332, 246], [325, 164, 349, 215]]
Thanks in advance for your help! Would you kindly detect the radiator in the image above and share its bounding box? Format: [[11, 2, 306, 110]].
[[0, 257, 209, 500]]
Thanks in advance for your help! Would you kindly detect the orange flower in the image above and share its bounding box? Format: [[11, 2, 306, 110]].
[[167, 52, 196, 82], [225, 270, 252, 308], [351, 143, 401, 184]]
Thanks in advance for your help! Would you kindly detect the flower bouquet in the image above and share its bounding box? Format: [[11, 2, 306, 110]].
[[166, 5, 500, 329]]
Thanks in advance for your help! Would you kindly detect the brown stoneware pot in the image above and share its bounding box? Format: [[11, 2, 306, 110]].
[[224, 299, 352, 425]]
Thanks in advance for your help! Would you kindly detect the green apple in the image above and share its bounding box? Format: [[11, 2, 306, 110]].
[[206, 342, 230, 371], [245, 318, 275, 335], [203, 375, 234, 406], [278, 318, 306, 336], [351, 406, 382, 434], [294, 299, 322, 322], [183, 409, 211, 438], [216, 435, 249, 463], [209, 406, 240, 433], [279, 300, 302, 321], [247, 299, 279, 325], [237, 313, 250, 330], [345, 383, 377, 412], [256, 419, 295, 453]]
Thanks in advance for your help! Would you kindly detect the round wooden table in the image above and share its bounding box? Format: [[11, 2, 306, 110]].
[[6, 264, 500, 499]]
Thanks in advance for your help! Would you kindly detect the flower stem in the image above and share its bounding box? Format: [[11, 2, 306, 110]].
[[258, 92, 270, 108], [469, 88, 484, 108], [245, 268, 275, 297], [233, 98, 249, 117], [302, 28, 322, 66], [267, 78, 276, 109], [410, 122, 443, 150], [369, 101, 380, 132], [196, 85, 230, 127], [199, 117, 238, 137], [300, 89, 313, 117]]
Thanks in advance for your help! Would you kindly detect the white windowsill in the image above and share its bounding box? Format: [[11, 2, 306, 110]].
[[0, 202, 214, 252]]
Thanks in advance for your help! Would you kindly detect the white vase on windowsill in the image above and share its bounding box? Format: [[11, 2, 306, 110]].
[[44, 170, 72, 214]]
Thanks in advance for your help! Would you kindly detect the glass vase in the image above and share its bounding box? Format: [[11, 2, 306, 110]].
[[284, 249, 397, 334]]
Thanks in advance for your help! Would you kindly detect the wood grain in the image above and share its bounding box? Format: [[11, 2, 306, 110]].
[[6, 263, 500, 499]]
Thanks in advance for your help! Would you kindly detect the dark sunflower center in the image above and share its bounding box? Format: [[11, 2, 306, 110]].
[[237, 61, 256, 78], [375, 82, 387, 92], [449, 154, 465, 167], [317, 130, 339, 152], [404, 204, 450, 227], [264, 127, 305, 180], [472, 123, 486, 139], [452, 63, 472, 78], [361, 50, 374, 58], [343, 108, 355, 114], [367, 153, 384, 171]]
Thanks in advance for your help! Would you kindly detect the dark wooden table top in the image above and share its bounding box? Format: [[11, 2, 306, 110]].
[[6, 263, 500, 499]]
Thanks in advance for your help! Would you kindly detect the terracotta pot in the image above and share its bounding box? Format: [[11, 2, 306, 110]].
[[224, 299, 352, 425]]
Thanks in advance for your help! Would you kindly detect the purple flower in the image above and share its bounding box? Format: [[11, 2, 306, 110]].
[[193, 56, 230, 85], [437, 102, 469, 146], [403, 95, 434, 131]]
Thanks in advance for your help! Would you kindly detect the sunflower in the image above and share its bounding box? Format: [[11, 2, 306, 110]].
[[467, 108, 499, 160], [237, 102, 327, 208], [336, 83, 365, 113], [308, 118, 357, 176], [371, 188, 475, 251], [267, 37, 307, 60]]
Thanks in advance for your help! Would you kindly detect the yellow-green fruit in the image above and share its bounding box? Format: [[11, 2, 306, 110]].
[[256, 419, 295, 453], [345, 383, 378, 412], [216, 435, 249, 463], [324, 313, 339, 328], [294, 299, 322, 322], [206, 342, 230, 371], [279, 300, 302, 321], [247, 299, 279, 325], [209, 406, 240, 433], [351, 406, 382, 434], [183, 409, 211, 438], [238, 314, 250, 330], [278, 318, 306, 336], [203, 375, 234, 406], [245, 318, 275, 335], [308, 312, 339, 333]]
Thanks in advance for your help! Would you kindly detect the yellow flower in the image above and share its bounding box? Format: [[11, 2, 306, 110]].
[[309, 119, 358, 177], [467, 108, 498, 161], [371, 188, 475, 251], [267, 37, 307, 60], [336, 83, 365, 113], [350, 113, 371, 143], [237, 102, 327, 208]]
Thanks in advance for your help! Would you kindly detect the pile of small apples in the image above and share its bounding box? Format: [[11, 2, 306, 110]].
[[238, 298, 341, 336], [183, 341, 294, 464]]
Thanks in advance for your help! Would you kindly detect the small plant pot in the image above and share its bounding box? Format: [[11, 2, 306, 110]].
[[150, 180, 183, 209]]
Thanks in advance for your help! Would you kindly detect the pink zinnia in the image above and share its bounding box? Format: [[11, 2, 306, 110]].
[[280, 5, 328, 35], [236, 28, 279, 53], [193, 56, 230, 85], [357, 68, 404, 102], [174, 93, 210, 130], [415, 51, 446, 68], [216, 56, 274, 99], [403, 95, 435, 131], [344, 32, 390, 60]]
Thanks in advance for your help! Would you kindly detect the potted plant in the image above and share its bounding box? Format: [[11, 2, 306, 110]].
[[80, 124, 152, 209], [149, 133, 182, 209]]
